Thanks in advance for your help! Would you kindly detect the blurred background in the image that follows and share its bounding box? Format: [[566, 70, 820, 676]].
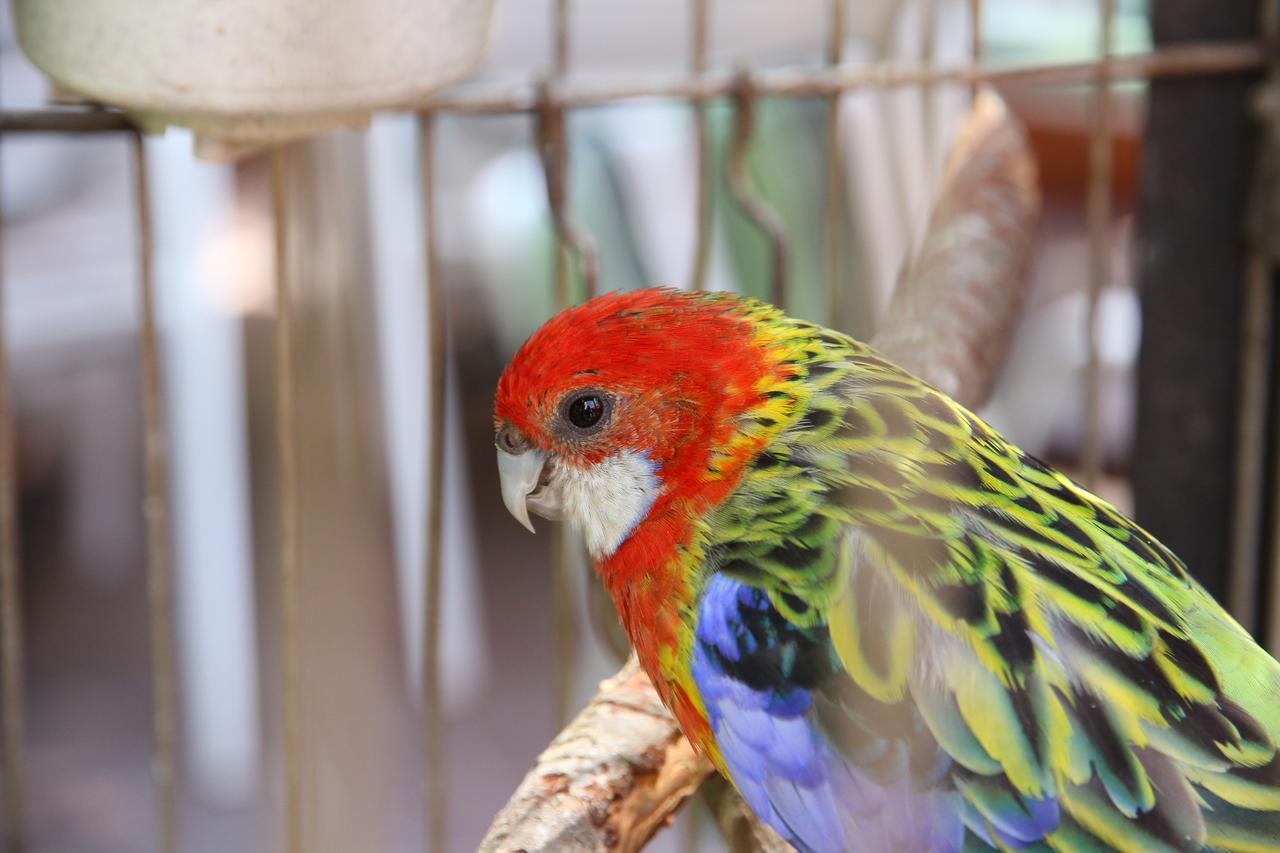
[[0, 0, 1273, 850]]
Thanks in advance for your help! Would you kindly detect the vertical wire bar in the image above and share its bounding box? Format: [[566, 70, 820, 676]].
[[728, 75, 789, 309], [418, 112, 447, 853], [548, 511, 576, 727], [824, 0, 846, 327], [541, 106, 576, 307], [547, 0, 580, 729], [969, 0, 984, 84], [132, 131, 180, 853], [548, 0, 573, 305], [1082, 0, 1115, 487], [540, 2, 599, 305], [1256, 0, 1280, 652], [271, 147, 303, 853], [546, 113, 577, 738], [688, 0, 712, 291], [920, 0, 940, 191], [1234, 253, 1274, 633], [538, 119, 599, 303], [683, 9, 712, 837], [0, 118, 26, 853], [554, 0, 571, 78], [1230, 0, 1279, 634], [682, 21, 713, 848], [543, 0, 608, 723]]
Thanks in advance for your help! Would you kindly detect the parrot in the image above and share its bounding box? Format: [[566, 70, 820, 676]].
[[492, 287, 1280, 852]]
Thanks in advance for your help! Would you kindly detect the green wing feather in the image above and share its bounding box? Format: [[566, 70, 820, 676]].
[[703, 318, 1280, 851]]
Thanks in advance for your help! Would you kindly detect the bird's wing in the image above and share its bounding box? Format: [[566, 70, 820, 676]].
[[693, 340, 1280, 853]]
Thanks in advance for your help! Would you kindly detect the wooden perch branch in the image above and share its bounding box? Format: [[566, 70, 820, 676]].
[[479, 86, 1039, 852], [479, 658, 711, 852]]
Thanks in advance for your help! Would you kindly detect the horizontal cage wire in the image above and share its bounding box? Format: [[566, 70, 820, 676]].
[[0, 0, 1276, 851]]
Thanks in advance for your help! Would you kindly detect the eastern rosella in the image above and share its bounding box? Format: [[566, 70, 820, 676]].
[[493, 288, 1280, 852]]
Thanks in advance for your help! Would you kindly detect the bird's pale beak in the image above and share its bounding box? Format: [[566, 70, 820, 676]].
[[496, 447, 547, 534]]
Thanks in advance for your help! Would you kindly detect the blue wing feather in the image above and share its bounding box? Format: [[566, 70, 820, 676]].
[[692, 574, 977, 852]]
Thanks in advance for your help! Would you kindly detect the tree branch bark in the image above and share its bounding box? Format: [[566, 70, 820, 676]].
[[479, 658, 711, 852], [479, 86, 1039, 852]]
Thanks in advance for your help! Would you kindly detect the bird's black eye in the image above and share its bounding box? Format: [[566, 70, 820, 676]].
[[557, 387, 612, 437], [567, 394, 606, 429]]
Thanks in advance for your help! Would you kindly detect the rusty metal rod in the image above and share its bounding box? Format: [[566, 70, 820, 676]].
[[1081, 0, 1115, 487], [542, 0, 586, 730], [540, 2, 598, 303], [688, 0, 712, 292], [682, 4, 713, 846], [728, 75, 789, 309], [1227, 0, 1280, 634], [419, 111, 448, 853], [537, 100, 599, 302], [970, 0, 984, 66], [422, 41, 1265, 114], [547, 526, 577, 727], [0, 43, 1265, 133], [1252, 0, 1280, 653], [1268, 256, 1280, 653], [0, 115, 27, 853], [0, 109, 134, 133], [1231, 250, 1273, 633], [824, 0, 846, 327], [920, 0, 940, 190], [0, 42, 1265, 134], [133, 131, 181, 853], [554, 0, 571, 78], [271, 147, 303, 853]]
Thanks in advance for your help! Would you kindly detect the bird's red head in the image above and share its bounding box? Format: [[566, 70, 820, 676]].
[[493, 288, 786, 558]]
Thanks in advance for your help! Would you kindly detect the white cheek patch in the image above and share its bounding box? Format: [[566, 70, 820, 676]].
[[557, 452, 662, 559]]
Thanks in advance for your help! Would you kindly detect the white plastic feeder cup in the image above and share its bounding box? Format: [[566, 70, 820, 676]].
[[13, 0, 496, 151]]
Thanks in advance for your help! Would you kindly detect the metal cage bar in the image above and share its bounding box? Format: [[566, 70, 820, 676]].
[[543, 0, 582, 730], [419, 110, 448, 853], [1235, 254, 1274, 635], [271, 147, 304, 853], [728, 74, 789, 309], [1229, 1, 1280, 634], [688, 0, 712, 292], [968, 0, 984, 103], [824, 0, 847, 327], [0, 109, 133, 134], [970, 0, 984, 67], [132, 131, 181, 853], [1261, 2, 1280, 656], [920, 0, 940, 193], [0, 119, 27, 853], [1082, 0, 1115, 487], [420, 41, 1264, 114], [0, 44, 1265, 137]]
